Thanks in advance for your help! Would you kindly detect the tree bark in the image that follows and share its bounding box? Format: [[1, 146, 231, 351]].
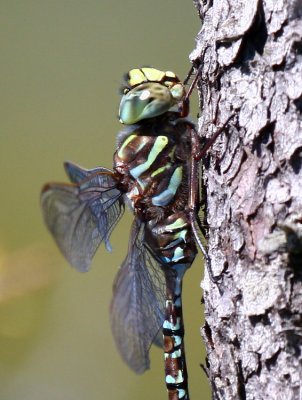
[[191, 1, 302, 399]]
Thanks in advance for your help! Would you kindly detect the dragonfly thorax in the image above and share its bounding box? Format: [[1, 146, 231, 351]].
[[114, 118, 192, 217]]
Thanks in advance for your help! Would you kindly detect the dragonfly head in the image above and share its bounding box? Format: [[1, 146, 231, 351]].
[[119, 68, 187, 124]]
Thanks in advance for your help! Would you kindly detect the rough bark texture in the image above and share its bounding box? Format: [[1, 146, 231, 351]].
[[191, 1, 302, 399]]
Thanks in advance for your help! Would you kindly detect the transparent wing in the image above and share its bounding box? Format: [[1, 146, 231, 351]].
[[110, 217, 166, 374], [41, 163, 125, 272], [64, 161, 112, 184]]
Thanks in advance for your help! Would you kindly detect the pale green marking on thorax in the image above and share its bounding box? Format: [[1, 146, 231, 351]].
[[151, 162, 171, 178], [166, 217, 187, 231], [168, 146, 176, 160], [172, 246, 184, 262], [151, 166, 183, 206], [170, 166, 182, 189], [117, 134, 137, 158], [173, 229, 187, 242], [136, 177, 146, 191], [130, 135, 168, 179], [135, 137, 150, 153]]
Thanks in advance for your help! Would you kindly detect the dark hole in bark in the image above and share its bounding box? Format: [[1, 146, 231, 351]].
[[264, 349, 281, 370], [236, 360, 247, 400], [293, 96, 302, 114], [237, 1, 268, 63], [292, 40, 302, 56], [249, 313, 270, 327], [285, 331, 302, 357], [289, 146, 302, 174], [252, 123, 275, 156]]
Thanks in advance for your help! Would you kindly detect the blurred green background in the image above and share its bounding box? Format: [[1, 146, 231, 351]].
[[1, 1, 211, 399]]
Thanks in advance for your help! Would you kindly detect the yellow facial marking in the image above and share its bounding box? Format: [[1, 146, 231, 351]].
[[165, 71, 176, 78], [142, 68, 165, 83], [128, 69, 145, 86]]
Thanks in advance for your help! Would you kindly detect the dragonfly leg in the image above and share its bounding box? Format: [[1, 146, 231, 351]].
[[188, 210, 222, 284], [188, 122, 234, 283], [181, 65, 203, 118], [193, 114, 234, 162]]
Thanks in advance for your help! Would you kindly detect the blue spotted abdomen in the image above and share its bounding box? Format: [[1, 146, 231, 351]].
[[145, 212, 197, 267]]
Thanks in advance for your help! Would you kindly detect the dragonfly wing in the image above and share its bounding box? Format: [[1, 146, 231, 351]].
[[64, 161, 112, 184], [110, 218, 166, 374], [41, 165, 124, 272]]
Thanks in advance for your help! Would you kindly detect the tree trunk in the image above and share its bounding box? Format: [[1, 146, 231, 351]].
[[191, 1, 302, 399]]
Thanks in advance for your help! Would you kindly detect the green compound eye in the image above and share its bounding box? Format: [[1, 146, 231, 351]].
[[119, 83, 175, 124]]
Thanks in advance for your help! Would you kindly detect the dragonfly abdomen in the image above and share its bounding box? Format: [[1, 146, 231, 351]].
[[145, 212, 196, 266], [164, 289, 189, 400], [146, 213, 196, 400]]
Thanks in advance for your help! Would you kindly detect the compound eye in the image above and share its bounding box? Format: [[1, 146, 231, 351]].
[[119, 83, 173, 124], [170, 83, 185, 101]]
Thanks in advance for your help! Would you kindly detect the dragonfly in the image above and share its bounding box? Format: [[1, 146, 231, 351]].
[[41, 66, 227, 400]]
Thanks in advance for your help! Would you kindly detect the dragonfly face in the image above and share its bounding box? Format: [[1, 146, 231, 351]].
[[41, 67, 202, 400], [119, 68, 187, 124]]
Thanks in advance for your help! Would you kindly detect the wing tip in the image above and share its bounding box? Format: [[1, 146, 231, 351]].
[[64, 160, 78, 173]]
